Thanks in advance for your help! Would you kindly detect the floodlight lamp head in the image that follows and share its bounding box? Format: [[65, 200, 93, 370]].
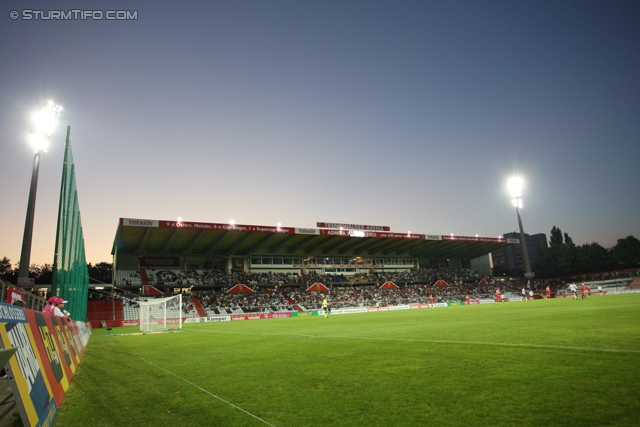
[[508, 177, 523, 199], [28, 133, 48, 153], [29, 100, 62, 152]]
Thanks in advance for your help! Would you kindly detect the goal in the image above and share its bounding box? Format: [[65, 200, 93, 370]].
[[139, 294, 183, 333]]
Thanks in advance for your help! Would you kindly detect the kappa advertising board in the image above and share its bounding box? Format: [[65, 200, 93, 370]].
[[184, 316, 230, 323], [0, 303, 90, 427]]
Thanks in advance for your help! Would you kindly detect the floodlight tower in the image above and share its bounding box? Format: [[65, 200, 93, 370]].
[[18, 101, 63, 285], [508, 177, 533, 278]]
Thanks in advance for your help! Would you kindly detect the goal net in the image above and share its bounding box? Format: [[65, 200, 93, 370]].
[[139, 294, 183, 333]]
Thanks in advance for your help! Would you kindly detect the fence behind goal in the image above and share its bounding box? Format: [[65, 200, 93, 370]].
[[139, 294, 183, 332]]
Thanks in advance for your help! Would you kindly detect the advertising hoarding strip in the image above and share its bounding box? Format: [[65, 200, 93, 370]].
[[0, 303, 90, 427]]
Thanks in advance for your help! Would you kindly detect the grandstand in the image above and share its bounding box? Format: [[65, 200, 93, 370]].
[[111, 218, 515, 284], [76, 218, 638, 327]]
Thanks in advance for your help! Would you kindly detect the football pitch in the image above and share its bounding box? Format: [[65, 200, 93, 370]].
[[55, 294, 640, 426]]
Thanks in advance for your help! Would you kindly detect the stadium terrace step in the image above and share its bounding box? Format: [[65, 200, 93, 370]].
[[140, 268, 149, 286], [625, 277, 640, 290], [285, 296, 303, 312], [191, 297, 208, 317]]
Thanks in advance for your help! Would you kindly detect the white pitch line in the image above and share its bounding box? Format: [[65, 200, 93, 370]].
[[189, 328, 640, 354], [134, 354, 276, 427], [290, 334, 640, 354]]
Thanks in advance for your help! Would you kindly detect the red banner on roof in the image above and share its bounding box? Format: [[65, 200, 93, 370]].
[[316, 222, 391, 231], [120, 218, 502, 243], [434, 280, 449, 287], [442, 235, 506, 243], [121, 218, 296, 234]]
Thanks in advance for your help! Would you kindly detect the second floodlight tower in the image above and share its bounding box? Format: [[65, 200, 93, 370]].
[[508, 177, 533, 278], [18, 101, 63, 285]]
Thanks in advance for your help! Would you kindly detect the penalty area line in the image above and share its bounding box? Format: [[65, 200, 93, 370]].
[[190, 328, 640, 353], [133, 355, 276, 427], [291, 334, 640, 354]]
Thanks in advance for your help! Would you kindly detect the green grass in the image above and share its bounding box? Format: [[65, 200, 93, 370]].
[[55, 294, 640, 426]]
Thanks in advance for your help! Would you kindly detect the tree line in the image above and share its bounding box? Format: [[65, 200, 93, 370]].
[[0, 257, 113, 285], [532, 228, 640, 278]]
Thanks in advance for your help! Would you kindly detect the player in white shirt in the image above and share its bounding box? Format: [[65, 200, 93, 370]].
[[568, 284, 578, 299]]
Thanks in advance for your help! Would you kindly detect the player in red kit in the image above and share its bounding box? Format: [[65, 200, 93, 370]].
[[587, 285, 591, 296], [581, 283, 586, 299], [429, 294, 434, 307], [495, 288, 501, 303], [545, 286, 551, 299], [465, 295, 470, 305]]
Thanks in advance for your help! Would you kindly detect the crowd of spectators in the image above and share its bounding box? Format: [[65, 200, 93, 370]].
[[106, 267, 640, 318], [185, 268, 512, 313], [193, 289, 295, 314], [350, 267, 490, 285], [145, 268, 237, 287]]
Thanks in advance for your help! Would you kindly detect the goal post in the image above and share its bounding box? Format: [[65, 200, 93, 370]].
[[139, 294, 183, 333]]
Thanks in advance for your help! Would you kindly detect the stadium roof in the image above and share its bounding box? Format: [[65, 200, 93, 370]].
[[112, 218, 518, 261]]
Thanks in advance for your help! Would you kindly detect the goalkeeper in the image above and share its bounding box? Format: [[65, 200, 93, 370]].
[[322, 297, 330, 318]]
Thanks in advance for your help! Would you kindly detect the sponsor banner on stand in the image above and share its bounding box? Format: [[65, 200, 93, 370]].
[[292, 312, 317, 317], [230, 314, 261, 321], [409, 302, 446, 308], [479, 299, 496, 304], [367, 306, 390, 312], [468, 300, 480, 305], [184, 316, 230, 323], [323, 308, 368, 315], [389, 305, 410, 311], [612, 289, 640, 294], [261, 312, 292, 319], [121, 320, 140, 327]]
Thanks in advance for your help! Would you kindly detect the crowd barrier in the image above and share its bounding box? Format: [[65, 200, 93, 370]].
[[0, 302, 91, 427]]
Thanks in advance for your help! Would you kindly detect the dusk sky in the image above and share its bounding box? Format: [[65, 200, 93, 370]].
[[1, 1, 639, 267]]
